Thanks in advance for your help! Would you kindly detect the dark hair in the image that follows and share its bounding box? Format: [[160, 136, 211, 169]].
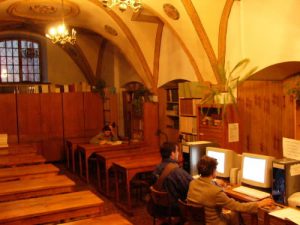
[[103, 125, 111, 132], [197, 156, 218, 177], [160, 142, 177, 159]]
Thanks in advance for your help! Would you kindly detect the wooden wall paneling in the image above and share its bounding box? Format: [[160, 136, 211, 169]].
[[0, 94, 18, 143], [62, 93, 85, 139], [282, 77, 297, 139], [109, 94, 118, 126], [238, 81, 283, 158], [143, 102, 159, 148], [224, 104, 240, 153], [40, 93, 64, 161], [83, 92, 104, 137], [17, 94, 42, 150]]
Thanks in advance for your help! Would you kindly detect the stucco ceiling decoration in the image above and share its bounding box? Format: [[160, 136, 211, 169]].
[[104, 25, 118, 36], [7, 0, 79, 22], [163, 3, 180, 20]]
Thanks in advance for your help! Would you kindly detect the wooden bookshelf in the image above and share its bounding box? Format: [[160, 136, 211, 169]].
[[197, 104, 240, 153], [166, 87, 179, 129], [179, 98, 202, 142]]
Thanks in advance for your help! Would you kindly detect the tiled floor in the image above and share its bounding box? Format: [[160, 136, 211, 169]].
[[57, 163, 154, 225]]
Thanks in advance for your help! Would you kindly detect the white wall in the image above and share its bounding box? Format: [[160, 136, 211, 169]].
[[158, 26, 198, 87]]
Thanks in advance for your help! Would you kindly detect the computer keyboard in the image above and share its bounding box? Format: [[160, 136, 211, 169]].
[[232, 186, 270, 200]]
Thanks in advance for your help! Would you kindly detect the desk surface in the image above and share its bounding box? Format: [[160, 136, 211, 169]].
[[224, 186, 290, 225], [0, 191, 103, 224], [78, 142, 145, 152], [0, 153, 46, 167], [95, 147, 158, 159], [0, 144, 37, 155], [0, 163, 59, 180]]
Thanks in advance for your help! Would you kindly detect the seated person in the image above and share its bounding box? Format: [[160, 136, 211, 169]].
[[89, 124, 118, 144], [150, 142, 193, 218], [187, 156, 274, 225]]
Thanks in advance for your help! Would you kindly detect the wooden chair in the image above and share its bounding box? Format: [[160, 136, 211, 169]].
[[178, 199, 206, 225], [149, 186, 172, 225]]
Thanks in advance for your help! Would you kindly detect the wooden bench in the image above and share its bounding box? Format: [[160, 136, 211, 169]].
[[0, 144, 37, 156], [0, 153, 46, 168], [0, 190, 104, 225], [0, 175, 76, 202], [58, 214, 133, 225], [0, 163, 59, 182]]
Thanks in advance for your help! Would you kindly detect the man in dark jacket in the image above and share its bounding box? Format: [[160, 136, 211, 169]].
[[152, 142, 193, 217]]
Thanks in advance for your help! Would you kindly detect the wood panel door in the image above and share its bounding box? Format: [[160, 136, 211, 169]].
[[40, 93, 64, 161], [17, 94, 42, 147], [62, 93, 85, 139], [0, 94, 18, 144], [144, 102, 159, 148], [83, 92, 103, 137]]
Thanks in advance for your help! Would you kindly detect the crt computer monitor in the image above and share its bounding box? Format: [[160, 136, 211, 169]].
[[206, 147, 237, 178], [241, 153, 275, 188]]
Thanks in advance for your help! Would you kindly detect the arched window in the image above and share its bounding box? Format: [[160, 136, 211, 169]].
[[0, 39, 41, 83]]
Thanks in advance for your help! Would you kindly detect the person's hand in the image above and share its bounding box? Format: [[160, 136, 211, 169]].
[[214, 178, 227, 187], [257, 198, 274, 208]]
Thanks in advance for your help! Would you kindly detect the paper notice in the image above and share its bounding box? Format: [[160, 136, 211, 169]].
[[269, 207, 300, 224], [228, 123, 239, 143], [290, 164, 300, 176], [282, 137, 300, 161]]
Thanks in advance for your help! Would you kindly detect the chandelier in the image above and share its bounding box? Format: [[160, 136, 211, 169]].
[[101, 0, 142, 12], [45, 0, 76, 45]]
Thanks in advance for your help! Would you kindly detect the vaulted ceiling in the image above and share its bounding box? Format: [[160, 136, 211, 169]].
[[1, 0, 300, 90]]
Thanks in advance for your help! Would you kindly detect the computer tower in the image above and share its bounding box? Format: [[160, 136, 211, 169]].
[[272, 158, 300, 205], [182, 141, 218, 176]]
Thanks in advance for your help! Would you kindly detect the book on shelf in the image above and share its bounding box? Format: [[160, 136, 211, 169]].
[[63, 85, 69, 93], [40, 84, 49, 93], [0, 133, 8, 148], [68, 84, 75, 92], [179, 116, 197, 134]]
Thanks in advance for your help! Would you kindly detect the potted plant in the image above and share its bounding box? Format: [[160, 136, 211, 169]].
[[92, 78, 106, 98], [287, 79, 300, 106], [199, 58, 257, 119]]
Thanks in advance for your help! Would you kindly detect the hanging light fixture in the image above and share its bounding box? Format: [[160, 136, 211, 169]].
[[45, 0, 76, 45], [101, 0, 142, 12]]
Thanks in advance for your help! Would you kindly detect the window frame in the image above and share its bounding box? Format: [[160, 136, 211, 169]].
[[0, 38, 42, 83]]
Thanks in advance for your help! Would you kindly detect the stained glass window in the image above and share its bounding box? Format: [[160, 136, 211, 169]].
[[0, 39, 41, 83]]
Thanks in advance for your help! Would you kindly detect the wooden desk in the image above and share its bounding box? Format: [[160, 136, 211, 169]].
[[113, 156, 161, 214], [0, 175, 75, 202], [77, 142, 144, 183], [65, 137, 90, 172], [0, 153, 46, 168], [95, 147, 159, 196], [224, 187, 288, 225], [0, 144, 37, 156], [0, 163, 59, 182], [258, 206, 297, 225], [0, 191, 104, 225], [58, 213, 133, 225]]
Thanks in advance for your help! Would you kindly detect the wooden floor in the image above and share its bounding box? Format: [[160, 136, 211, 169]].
[[56, 162, 256, 225], [55, 163, 154, 225]]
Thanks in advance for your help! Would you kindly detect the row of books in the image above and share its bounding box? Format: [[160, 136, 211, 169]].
[[0, 82, 92, 94], [0, 134, 8, 148], [181, 133, 198, 142]]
